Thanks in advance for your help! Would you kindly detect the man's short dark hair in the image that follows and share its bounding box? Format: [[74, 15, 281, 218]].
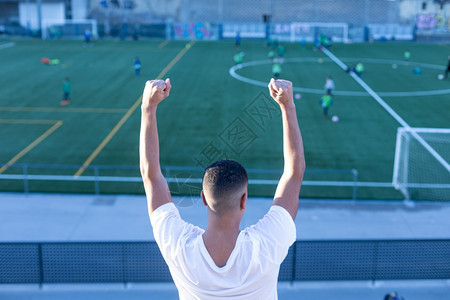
[[202, 160, 248, 215]]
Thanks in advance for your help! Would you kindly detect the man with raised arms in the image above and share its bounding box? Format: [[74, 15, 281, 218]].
[[140, 78, 305, 299]]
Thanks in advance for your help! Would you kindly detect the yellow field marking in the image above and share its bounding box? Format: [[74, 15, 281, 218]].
[[157, 40, 170, 49], [0, 119, 59, 125], [73, 41, 195, 177], [0, 120, 63, 174], [73, 97, 143, 177], [156, 41, 195, 79], [0, 107, 128, 114], [60, 61, 73, 69]]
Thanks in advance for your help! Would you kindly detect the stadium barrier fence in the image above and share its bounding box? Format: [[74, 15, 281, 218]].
[[0, 163, 395, 200], [1, 240, 449, 283], [4, 0, 450, 41]]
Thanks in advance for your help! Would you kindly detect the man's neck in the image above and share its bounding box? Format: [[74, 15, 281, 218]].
[[202, 213, 242, 267]]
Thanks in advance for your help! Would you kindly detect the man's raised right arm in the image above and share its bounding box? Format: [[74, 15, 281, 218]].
[[268, 79, 305, 220]]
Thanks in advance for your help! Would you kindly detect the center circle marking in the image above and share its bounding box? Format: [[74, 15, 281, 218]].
[[229, 57, 450, 97]]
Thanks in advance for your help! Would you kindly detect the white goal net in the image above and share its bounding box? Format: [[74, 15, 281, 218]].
[[289, 22, 349, 43], [393, 128, 450, 201], [42, 19, 98, 40]]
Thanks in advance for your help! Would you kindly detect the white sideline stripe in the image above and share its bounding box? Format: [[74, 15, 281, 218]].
[[322, 47, 450, 173], [378, 89, 450, 97], [399, 128, 450, 133], [0, 42, 15, 50], [404, 183, 450, 189], [0, 174, 395, 188], [340, 57, 446, 70]]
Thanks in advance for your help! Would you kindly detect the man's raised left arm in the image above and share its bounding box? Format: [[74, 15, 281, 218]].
[[140, 78, 172, 216]]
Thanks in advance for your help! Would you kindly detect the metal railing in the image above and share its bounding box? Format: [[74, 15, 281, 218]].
[[0, 163, 394, 199], [1, 239, 449, 284]]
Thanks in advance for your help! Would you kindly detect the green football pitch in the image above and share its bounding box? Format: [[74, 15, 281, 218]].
[[0, 39, 449, 199]]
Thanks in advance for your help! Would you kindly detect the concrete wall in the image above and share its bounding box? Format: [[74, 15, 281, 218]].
[[19, 2, 65, 30], [72, 0, 87, 19]]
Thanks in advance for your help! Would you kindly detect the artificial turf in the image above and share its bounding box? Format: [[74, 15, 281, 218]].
[[0, 39, 448, 199]]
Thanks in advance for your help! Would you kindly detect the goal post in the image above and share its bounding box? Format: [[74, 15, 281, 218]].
[[289, 22, 349, 43], [42, 19, 98, 40], [393, 127, 450, 201]]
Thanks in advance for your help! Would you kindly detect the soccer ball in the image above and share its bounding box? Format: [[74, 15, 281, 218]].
[[318, 58, 323, 64], [295, 93, 301, 100], [392, 64, 397, 69], [438, 74, 444, 80], [332, 115, 339, 122]]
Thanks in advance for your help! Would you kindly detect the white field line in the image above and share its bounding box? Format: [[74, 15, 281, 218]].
[[229, 58, 450, 97], [0, 42, 15, 50], [340, 57, 446, 70], [230, 62, 369, 96], [399, 128, 450, 133], [322, 47, 450, 173]]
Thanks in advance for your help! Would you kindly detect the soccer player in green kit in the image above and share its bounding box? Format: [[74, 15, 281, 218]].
[[319, 91, 333, 118], [404, 50, 411, 66], [61, 77, 71, 106], [354, 62, 364, 77], [277, 44, 286, 63], [272, 63, 281, 79], [346, 62, 364, 77], [444, 55, 450, 79], [233, 52, 243, 65]]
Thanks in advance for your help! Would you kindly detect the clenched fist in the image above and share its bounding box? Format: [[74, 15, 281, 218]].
[[142, 78, 171, 110], [268, 78, 294, 107]]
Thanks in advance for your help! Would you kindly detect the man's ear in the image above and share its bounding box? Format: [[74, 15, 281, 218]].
[[240, 192, 247, 210], [201, 190, 207, 206]]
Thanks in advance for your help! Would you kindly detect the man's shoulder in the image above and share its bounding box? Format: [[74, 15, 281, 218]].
[[153, 202, 176, 212], [151, 202, 204, 254], [244, 205, 295, 236], [150, 202, 203, 236], [238, 205, 296, 264]]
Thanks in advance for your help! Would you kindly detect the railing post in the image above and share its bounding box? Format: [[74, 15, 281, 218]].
[[23, 164, 29, 194], [291, 241, 297, 283], [166, 166, 170, 179], [38, 243, 44, 288], [372, 241, 379, 281], [94, 166, 100, 195], [352, 169, 358, 200]]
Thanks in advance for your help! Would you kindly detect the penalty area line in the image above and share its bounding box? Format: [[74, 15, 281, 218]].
[[0, 120, 63, 174], [157, 40, 170, 49]]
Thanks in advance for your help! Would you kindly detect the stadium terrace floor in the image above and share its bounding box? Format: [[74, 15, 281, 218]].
[[0, 193, 449, 299], [0, 280, 449, 300], [1, 193, 449, 242]]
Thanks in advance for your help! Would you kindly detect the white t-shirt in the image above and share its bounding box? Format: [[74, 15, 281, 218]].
[[325, 78, 335, 90], [150, 203, 296, 300]]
